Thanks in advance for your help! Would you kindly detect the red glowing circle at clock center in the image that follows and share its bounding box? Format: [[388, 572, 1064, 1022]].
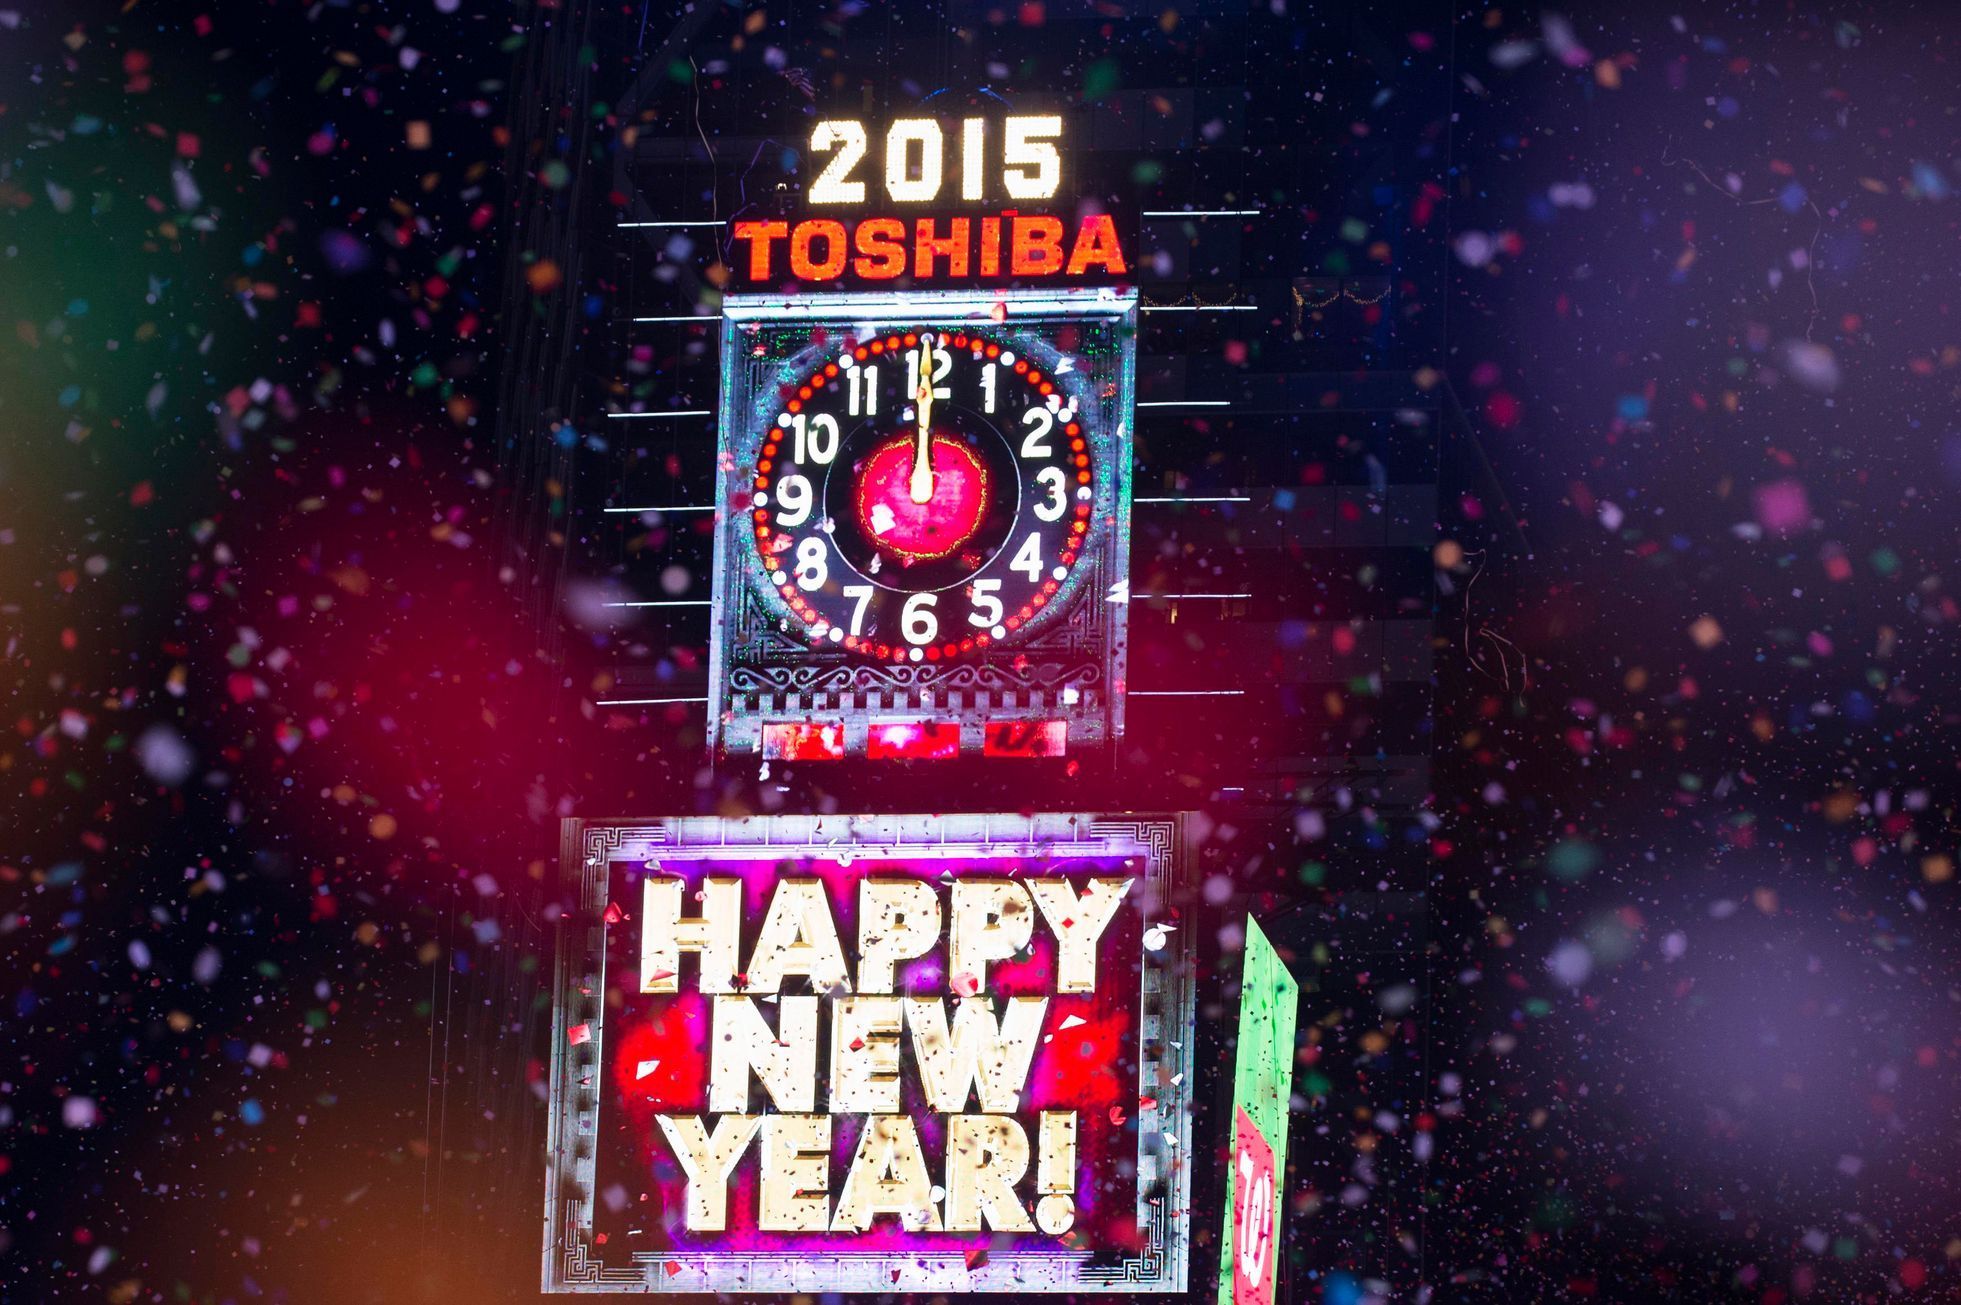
[[853, 434, 990, 562]]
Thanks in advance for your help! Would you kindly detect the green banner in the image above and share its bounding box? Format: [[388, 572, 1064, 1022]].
[[1219, 916, 1299, 1305]]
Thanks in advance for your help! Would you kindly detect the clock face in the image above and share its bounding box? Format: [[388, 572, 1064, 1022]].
[[747, 329, 1094, 663]]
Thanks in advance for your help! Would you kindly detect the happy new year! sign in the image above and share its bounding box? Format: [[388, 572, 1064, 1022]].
[[543, 813, 1194, 1294]]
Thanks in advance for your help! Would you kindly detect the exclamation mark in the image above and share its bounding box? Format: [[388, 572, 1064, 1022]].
[[1035, 1110, 1077, 1234]]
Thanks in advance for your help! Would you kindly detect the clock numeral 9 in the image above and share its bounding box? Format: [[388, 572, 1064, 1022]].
[[968, 578, 1004, 628], [794, 537, 828, 591], [901, 592, 938, 645], [1033, 466, 1067, 522], [791, 412, 840, 464], [774, 474, 813, 527], [1020, 406, 1054, 459]]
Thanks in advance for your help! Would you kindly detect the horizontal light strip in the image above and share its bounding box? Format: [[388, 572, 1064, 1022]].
[[1139, 305, 1257, 313], [604, 410, 712, 419], [1131, 689, 1247, 697], [602, 505, 715, 514], [1135, 495, 1251, 504], [721, 286, 1137, 323], [1141, 209, 1262, 217], [618, 220, 725, 228], [600, 600, 712, 609], [1135, 592, 1253, 600], [631, 314, 723, 323], [596, 696, 710, 706], [1137, 400, 1231, 408]]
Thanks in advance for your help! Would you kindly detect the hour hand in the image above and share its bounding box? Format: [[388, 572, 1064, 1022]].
[[908, 340, 935, 504], [908, 429, 933, 505]]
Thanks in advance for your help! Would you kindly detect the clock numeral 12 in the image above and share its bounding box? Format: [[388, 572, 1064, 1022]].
[[980, 363, 997, 414], [905, 345, 951, 401]]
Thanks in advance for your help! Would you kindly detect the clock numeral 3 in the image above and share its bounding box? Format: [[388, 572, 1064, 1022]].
[[1033, 466, 1067, 522]]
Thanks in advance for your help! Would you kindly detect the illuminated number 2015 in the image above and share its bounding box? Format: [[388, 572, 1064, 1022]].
[[808, 116, 1062, 206]]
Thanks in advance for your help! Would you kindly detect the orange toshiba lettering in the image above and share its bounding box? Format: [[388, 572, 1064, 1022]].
[[1065, 213, 1127, 276], [731, 220, 789, 281], [913, 217, 972, 277], [852, 218, 907, 279], [1010, 215, 1065, 275], [789, 219, 849, 280]]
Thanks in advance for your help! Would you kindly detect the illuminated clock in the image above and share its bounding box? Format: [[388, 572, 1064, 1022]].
[[753, 328, 1093, 660], [708, 289, 1137, 759]]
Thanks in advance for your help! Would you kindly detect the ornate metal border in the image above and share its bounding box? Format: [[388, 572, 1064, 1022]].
[[706, 289, 1138, 756], [542, 812, 1193, 1294]]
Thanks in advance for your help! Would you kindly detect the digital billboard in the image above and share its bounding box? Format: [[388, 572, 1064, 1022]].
[[543, 813, 1193, 1293]]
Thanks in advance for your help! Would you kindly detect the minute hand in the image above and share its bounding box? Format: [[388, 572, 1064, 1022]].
[[908, 340, 935, 505]]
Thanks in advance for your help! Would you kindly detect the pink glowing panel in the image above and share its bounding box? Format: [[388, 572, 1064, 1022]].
[[865, 719, 960, 760], [983, 720, 1067, 758], [760, 721, 846, 761], [853, 433, 989, 561]]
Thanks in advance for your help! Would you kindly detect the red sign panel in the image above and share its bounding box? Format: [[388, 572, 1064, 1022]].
[[1230, 1105, 1278, 1305]]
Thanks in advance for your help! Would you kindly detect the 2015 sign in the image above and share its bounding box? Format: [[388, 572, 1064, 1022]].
[[808, 116, 1063, 206]]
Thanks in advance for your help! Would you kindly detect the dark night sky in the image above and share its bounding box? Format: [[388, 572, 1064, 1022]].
[[3, 2, 1958, 1302]]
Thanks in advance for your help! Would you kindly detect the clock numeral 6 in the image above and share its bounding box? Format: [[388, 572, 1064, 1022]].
[[794, 537, 828, 590], [968, 578, 1004, 628], [901, 592, 938, 646], [790, 412, 840, 464], [774, 474, 813, 527], [1020, 406, 1054, 458]]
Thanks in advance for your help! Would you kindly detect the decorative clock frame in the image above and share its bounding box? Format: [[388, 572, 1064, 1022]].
[[706, 288, 1138, 759]]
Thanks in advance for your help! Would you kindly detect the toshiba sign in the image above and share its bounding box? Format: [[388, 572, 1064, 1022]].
[[730, 114, 1127, 286]]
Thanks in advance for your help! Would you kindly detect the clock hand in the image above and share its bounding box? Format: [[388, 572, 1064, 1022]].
[[908, 338, 935, 505]]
